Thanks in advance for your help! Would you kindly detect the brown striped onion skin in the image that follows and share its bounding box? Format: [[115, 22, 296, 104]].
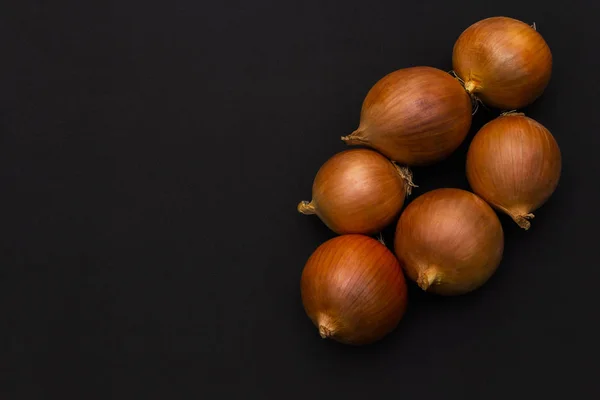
[[394, 188, 504, 296], [466, 113, 561, 230], [298, 149, 413, 235], [301, 235, 408, 345], [341, 66, 472, 166], [452, 16, 552, 110]]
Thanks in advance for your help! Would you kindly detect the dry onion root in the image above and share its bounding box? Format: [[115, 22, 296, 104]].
[[452, 16, 552, 110], [301, 234, 408, 345], [341, 66, 472, 166], [466, 112, 561, 230], [298, 148, 415, 235], [394, 188, 504, 296]]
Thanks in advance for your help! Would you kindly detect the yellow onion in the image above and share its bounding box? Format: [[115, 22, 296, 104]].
[[452, 16, 552, 110], [298, 148, 414, 235], [466, 113, 561, 230], [341, 66, 472, 166], [394, 188, 504, 296], [301, 234, 408, 345]]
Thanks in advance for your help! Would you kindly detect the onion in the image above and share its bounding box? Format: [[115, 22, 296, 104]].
[[452, 16, 552, 110], [301, 234, 408, 345], [298, 148, 414, 235], [466, 113, 561, 230], [341, 66, 472, 166], [394, 188, 504, 295]]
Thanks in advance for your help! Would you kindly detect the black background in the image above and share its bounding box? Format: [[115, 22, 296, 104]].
[[1, 0, 599, 398]]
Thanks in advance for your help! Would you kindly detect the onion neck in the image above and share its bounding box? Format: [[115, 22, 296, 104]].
[[341, 128, 368, 146], [499, 204, 535, 230], [297, 201, 316, 215], [417, 268, 439, 291], [511, 213, 535, 230]]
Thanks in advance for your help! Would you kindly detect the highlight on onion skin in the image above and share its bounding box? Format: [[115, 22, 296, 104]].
[[341, 66, 472, 166], [394, 188, 504, 296], [466, 113, 561, 230], [452, 16, 552, 110], [297, 148, 414, 235], [301, 234, 408, 345]]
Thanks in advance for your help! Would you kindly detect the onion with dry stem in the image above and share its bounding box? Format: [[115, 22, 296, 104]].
[[394, 188, 504, 296], [301, 234, 408, 345], [452, 16, 552, 110], [341, 66, 472, 166], [466, 113, 561, 230], [298, 148, 414, 235]]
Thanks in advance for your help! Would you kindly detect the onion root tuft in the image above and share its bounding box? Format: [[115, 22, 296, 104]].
[[391, 162, 417, 196], [417, 269, 439, 291], [318, 325, 332, 339]]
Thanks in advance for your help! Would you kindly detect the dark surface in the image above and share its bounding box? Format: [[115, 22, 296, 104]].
[[1, 0, 599, 398]]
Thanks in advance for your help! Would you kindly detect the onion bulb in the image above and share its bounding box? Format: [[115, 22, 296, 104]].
[[452, 16, 552, 110], [341, 66, 472, 166], [466, 113, 561, 230], [301, 234, 408, 345], [298, 148, 414, 235], [394, 188, 504, 296]]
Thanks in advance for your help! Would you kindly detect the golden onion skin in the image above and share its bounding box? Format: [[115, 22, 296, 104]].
[[466, 114, 561, 230], [453, 16, 552, 110], [301, 234, 408, 345], [342, 66, 472, 166], [394, 188, 504, 296], [298, 149, 413, 235]]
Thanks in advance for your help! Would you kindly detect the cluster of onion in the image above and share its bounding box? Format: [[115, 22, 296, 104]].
[[297, 16, 561, 345]]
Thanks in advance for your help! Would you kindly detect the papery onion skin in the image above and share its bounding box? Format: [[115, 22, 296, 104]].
[[452, 16, 552, 110], [466, 113, 561, 230], [394, 188, 504, 296], [341, 66, 472, 166], [298, 148, 413, 235], [301, 234, 408, 345]]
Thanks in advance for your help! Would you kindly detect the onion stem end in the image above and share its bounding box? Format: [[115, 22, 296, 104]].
[[341, 129, 368, 146], [297, 201, 316, 215], [512, 213, 535, 230]]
